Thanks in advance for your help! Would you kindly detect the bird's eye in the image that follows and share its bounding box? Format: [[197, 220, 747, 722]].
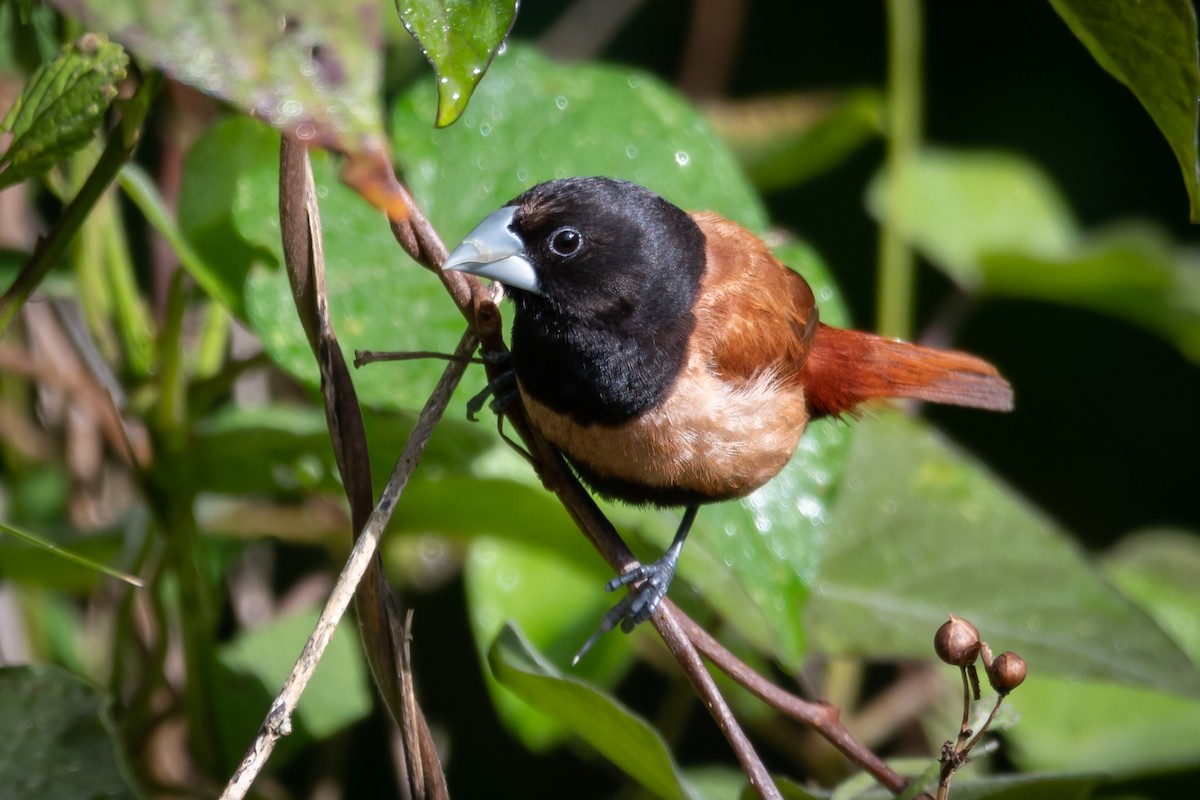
[[548, 227, 583, 258]]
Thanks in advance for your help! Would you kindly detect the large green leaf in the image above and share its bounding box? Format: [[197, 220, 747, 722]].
[[1048, 0, 1200, 220], [1005, 529, 1200, 776], [488, 623, 697, 800], [805, 413, 1200, 697], [51, 0, 385, 154], [0, 34, 127, 190], [391, 43, 768, 250], [395, 0, 518, 127], [233, 149, 480, 413], [0, 665, 141, 799]]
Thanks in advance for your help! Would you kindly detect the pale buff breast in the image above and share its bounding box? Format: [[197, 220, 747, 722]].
[[518, 351, 810, 500]]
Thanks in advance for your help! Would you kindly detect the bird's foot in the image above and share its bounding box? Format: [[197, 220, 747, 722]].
[[466, 355, 517, 421], [572, 552, 679, 665]]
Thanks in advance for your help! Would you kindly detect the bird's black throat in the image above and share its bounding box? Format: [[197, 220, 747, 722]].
[[510, 292, 696, 426]]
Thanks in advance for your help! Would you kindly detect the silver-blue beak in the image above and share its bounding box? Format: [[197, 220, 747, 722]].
[[442, 207, 541, 295]]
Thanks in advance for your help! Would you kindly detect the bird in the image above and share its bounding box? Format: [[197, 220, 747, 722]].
[[442, 176, 1013, 659]]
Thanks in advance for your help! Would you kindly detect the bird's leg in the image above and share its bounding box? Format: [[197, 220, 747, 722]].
[[573, 505, 699, 664], [466, 350, 519, 421]]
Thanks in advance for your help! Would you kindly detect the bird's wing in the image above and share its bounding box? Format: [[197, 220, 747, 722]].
[[689, 212, 819, 386]]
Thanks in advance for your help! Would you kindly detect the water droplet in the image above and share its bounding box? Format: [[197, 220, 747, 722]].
[[497, 41, 508, 56], [439, 76, 449, 84], [451, 91, 461, 101], [479, 122, 492, 137], [723, 556, 735, 567], [674, 150, 690, 166], [315, 185, 328, 199], [516, 167, 529, 182], [627, 75, 641, 88], [625, 145, 638, 159], [498, 567, 520, 590], [472, 66, 483, 75], [555, 95, 569, 110]]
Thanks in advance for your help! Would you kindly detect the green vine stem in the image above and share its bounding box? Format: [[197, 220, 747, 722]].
[[877, 0, 923, 340]]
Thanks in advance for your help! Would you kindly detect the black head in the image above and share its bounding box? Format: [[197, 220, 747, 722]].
[[473, 177, 707, 333], [443, 178, 708, 424]]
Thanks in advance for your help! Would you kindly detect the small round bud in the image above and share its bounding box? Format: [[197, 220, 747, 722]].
[[934, 615, 980, 667], [988, 651, 1027, 694]]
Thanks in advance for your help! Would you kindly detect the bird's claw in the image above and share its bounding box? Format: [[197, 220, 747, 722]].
[[466, 368, 517, 421], [572, 555, 678, 664]]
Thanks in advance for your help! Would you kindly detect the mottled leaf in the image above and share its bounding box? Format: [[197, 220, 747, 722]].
[[50, 0, 385, 154], [395, 0, 517, 127], [0, 34, 127, 190]]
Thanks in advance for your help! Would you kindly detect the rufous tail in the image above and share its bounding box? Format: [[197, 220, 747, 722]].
[[801, 325, 1013, 418]]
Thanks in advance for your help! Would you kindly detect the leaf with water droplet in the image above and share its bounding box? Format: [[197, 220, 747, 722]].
[[395, 0, 517, 128], [392, 44, 767, 244], [50, 0, 386, 155], [0, 33, 127, 191]]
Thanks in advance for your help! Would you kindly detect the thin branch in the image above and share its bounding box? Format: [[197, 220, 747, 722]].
[[218, 328, 473, 800]]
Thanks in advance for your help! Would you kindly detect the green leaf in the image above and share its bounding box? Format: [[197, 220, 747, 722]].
[[212, 606, 373, 770], [1106, 529, 1200, 663], [805, 413, 1200, 697], [51, 0, 385, 153], [0, 518, 141, 587], [978, 225, 1200, 362], [391, 43, 768, 251], [849, 772, 1102, 800], [177, 115, 281, 321], [0, 33, 127, 190], [1003, 530, 1200, 777], [233, 150, 480, 413], [709, 90, 884, 192], [395, 0, 517, 127], [866, 148, 1078, 289], [1005, 676, 1200, 778], [0, 664, 141, 800], [119, 163, 242, 314], [464, 537, 631, 750], [868, 149, 1200, 362], [487, 622, 696, 800], [1048, 0, 1200, 221]]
